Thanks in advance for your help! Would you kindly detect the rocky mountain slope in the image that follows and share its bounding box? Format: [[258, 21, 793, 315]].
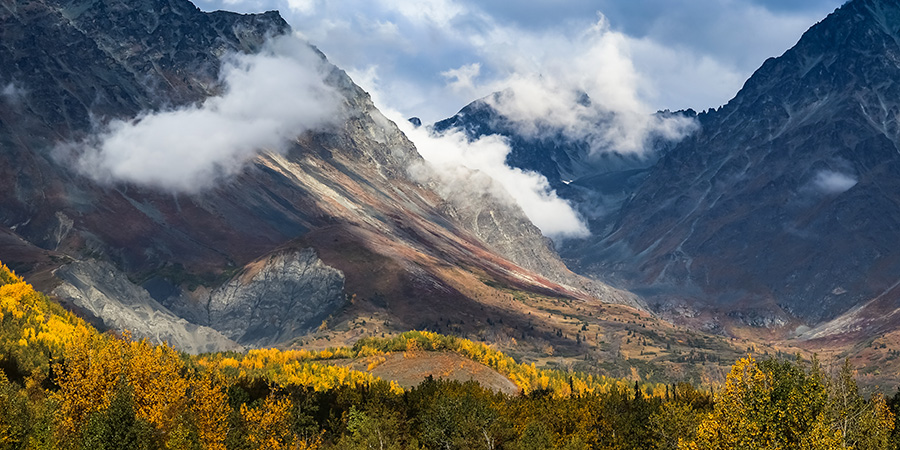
[[591, 0, 900, 334], [432, 91, 696, 241], [0, 0, 636, 352], [435, 0, 900, 344]]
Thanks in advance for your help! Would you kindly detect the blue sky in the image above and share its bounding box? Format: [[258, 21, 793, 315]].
[[195, 0, 845, 123]]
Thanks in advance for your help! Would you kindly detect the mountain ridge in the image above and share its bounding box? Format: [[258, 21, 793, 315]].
[[432, 0, 900, 351], [0, 0, 638, 353]]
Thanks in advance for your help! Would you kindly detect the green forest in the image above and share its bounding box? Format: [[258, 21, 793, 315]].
[[0, 261, 897, 449]]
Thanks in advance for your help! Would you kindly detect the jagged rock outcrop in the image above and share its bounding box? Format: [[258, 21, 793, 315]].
[[53, 260, 241, 353], [207, 249, 345, 346]]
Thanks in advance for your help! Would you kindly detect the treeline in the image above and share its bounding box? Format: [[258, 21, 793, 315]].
[[196, 330, 661, 397], [0, 261, 898, 449]]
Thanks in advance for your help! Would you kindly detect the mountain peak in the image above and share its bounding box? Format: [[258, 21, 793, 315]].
[[568, 0, 900, 331]]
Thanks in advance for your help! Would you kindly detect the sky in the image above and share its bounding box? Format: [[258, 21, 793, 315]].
[[194, 0, 845, 123]]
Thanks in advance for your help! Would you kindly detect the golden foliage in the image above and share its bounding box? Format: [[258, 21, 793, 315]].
[[241, 394, 322, 450], [126, 338, 190, 432], [681, 355, 895, 450], [191, 373, 230, 450], [54, 330, 124, 440]]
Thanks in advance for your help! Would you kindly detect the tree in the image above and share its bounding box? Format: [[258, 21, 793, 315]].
[[190, 373, 230, 450], [515, 421, 554, 450], [826, 359, 894, 450], [240, 393, 321, 450], [0, 371, 29, 450], [339, 406, 403, 450], [681, 355, 842, 450], [54, 331, 125, 442], [78, 379, 161, 450]]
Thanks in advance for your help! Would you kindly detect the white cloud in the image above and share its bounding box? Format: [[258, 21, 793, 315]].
[[405, 125, 590, 239], [376, 0, 466, 25], [1, 82, 25, 104], [434, 14, 699, 155], [285, 0, 316, 14], [441, 63, 481, 95], [356, 69, 589, 240], [62, 34, 341, 193], [813, 170, 857, 194], [195, 0, 843, 123]]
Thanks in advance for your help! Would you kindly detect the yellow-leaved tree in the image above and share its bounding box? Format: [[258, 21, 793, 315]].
[[681, 355, 893, 450], [190, 372, 230, 450], [240, 393, 322, 450]]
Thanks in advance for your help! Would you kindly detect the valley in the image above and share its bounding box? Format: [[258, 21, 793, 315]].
[[1, 0, 900, 446]]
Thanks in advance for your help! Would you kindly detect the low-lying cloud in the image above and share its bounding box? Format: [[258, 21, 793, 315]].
[[467, 15, 692, 155], [353, 68, 589, 240], [813, 170, 857, 194], [1, 82, 25, 104], [64, 34, 341, 193], [402, 123, 590, 239]]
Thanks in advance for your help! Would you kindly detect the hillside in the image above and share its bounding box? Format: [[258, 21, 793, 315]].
[[432, 0, 900, 370], [0, 261, 896, 449], [0, 0, 634, 354]]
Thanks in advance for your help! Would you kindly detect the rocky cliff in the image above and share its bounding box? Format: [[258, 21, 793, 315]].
[[206, 249, 345, 347], [53, 259, 242, 353]]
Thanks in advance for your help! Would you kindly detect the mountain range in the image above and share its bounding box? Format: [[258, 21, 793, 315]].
[[434, 0, 900, 366], [5, 0, 900, 385], [0, 0, 632, 355]]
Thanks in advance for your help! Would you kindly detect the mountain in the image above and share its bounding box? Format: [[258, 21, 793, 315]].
[[592, 0, 900, 335], [435, 0, 900, 345], [0, 0, 635, 352], [432, 90, 696, 239]]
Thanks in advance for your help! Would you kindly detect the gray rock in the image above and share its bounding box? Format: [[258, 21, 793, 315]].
[[419, 164, 642, 308], [207, 249, 345, 347], [53, 260, 242, 353]]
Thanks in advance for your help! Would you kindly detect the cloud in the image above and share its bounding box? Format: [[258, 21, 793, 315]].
[[812, 170, 857, 194], [194, 0, 841, 124], [62, 34, 341, 193], [1, 82, 25, 104], [295, 4, 702, 155], [356, 69, 589, 239], [404, 124, 590, 239], [468, 14, 699, 155], [285, 0, 316, 14], [441, 63, 481, 95]]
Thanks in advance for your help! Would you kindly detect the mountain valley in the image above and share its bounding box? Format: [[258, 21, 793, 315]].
[[1, 0, 900, 392]]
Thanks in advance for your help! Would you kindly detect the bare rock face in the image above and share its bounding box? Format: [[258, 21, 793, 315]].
[[207, 249, 345, 346], [429, 168, 642, 308], [52, 249, 346, 350], [52, 260, 242, 353]]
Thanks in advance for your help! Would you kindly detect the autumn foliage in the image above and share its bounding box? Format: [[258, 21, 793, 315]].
[[0, 261, 896, 449]]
